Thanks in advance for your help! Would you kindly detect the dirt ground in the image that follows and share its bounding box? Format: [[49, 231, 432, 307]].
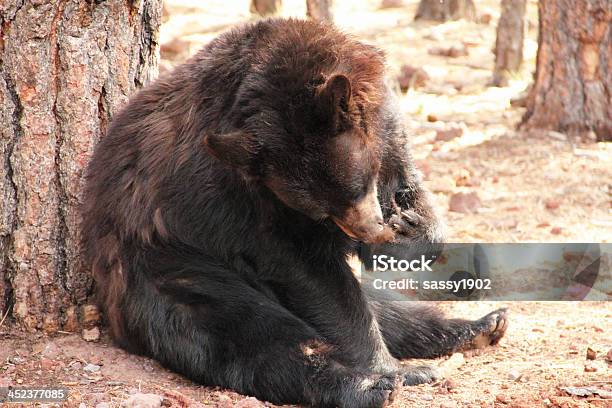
[[1, 0, 610, 407], [1, 302, 611, 407]]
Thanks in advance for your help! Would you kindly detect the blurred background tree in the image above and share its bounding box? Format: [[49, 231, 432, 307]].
[[521, 0, 611, 140], [251, 0, 283, 16], [491, 0, 527, 86], [415, 0, 476, 21], [307, 0, 334, 21]]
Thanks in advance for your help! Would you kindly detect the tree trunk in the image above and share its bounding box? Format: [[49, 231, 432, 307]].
[[306, 0, 334, 22], [0, 0, 162, 333], [250, 0, 282, 16], [491, 0, 527, 86], [521, 0, 611, 141], [414, 0, 476, 22]]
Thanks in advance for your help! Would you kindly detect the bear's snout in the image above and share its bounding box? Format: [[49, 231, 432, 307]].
[[332, 187, 395, 244]]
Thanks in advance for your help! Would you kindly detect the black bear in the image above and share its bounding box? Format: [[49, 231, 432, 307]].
[[82, 18, 507, 407]]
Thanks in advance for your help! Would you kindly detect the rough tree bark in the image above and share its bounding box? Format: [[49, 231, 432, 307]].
[[306, 0, 334, 22], [0, 0, 162, 333], [491, 0, 527, 86], [250, 0, 282, 16], [414, 0, 476, 22], [521, 0, 611, 141]]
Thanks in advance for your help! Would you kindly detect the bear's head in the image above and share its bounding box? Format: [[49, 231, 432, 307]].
[[205, 72, 393, 244]]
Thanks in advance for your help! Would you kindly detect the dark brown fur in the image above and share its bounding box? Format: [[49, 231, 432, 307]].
[[81, 18, 507, 408]]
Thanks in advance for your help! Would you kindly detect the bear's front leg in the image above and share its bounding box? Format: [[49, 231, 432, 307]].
[[274, 253, 399, 373], [383, 155, 444, 244]]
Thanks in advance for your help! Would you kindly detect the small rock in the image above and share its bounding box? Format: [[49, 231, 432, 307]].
[[508, 369, 522, 381], [606, 348, 612, 362], [449, 192, 481, 214], [544, 199, 560, 210], [79, 403, 87, 408], [455, 169, 480, 187], [428, 44, 468, 58], [122, 394, 163, 408], [550, 226, 563, 235], [478, 12, 493, 24], [586, 347, 597, 360], [496, 394, 511, 404], [379, 0, 404, 9], [96, 403, 111, 408], [584, 363, 597, 372], [435, 126, 463, 142], [439, 402, 457, 408], [9, 356, 26, 365], [421, 394, 434, 401], [563, 386, 612, 399], [397, 65, 430, 91], [427, 114, 438, 122], [82, 326, 100, 342], [40, 358, 58, 371], [82, 304, 101, 327], [83, 363, 101, 373]]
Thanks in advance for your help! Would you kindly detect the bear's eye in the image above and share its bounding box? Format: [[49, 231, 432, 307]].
[[347, 182, 369, 203]]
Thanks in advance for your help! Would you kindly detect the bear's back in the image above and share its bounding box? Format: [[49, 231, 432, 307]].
[[81, 18, 385, 256]]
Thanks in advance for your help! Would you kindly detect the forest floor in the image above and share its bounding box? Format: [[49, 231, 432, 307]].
[[1, 302, 611, 408], [1, 0, 610, 407]]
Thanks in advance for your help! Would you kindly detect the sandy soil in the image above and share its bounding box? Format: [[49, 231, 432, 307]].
[[1, 302, 611, 407], [1, 1, 610, 407]]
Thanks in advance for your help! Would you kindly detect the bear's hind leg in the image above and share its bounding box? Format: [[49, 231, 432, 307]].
[[123, 261, 401, 408], [367, 294, 508, 359]]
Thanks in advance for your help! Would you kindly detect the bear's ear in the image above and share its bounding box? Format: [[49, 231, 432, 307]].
[[204, 132, 259, 171], [318, 74, 352, 116]]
